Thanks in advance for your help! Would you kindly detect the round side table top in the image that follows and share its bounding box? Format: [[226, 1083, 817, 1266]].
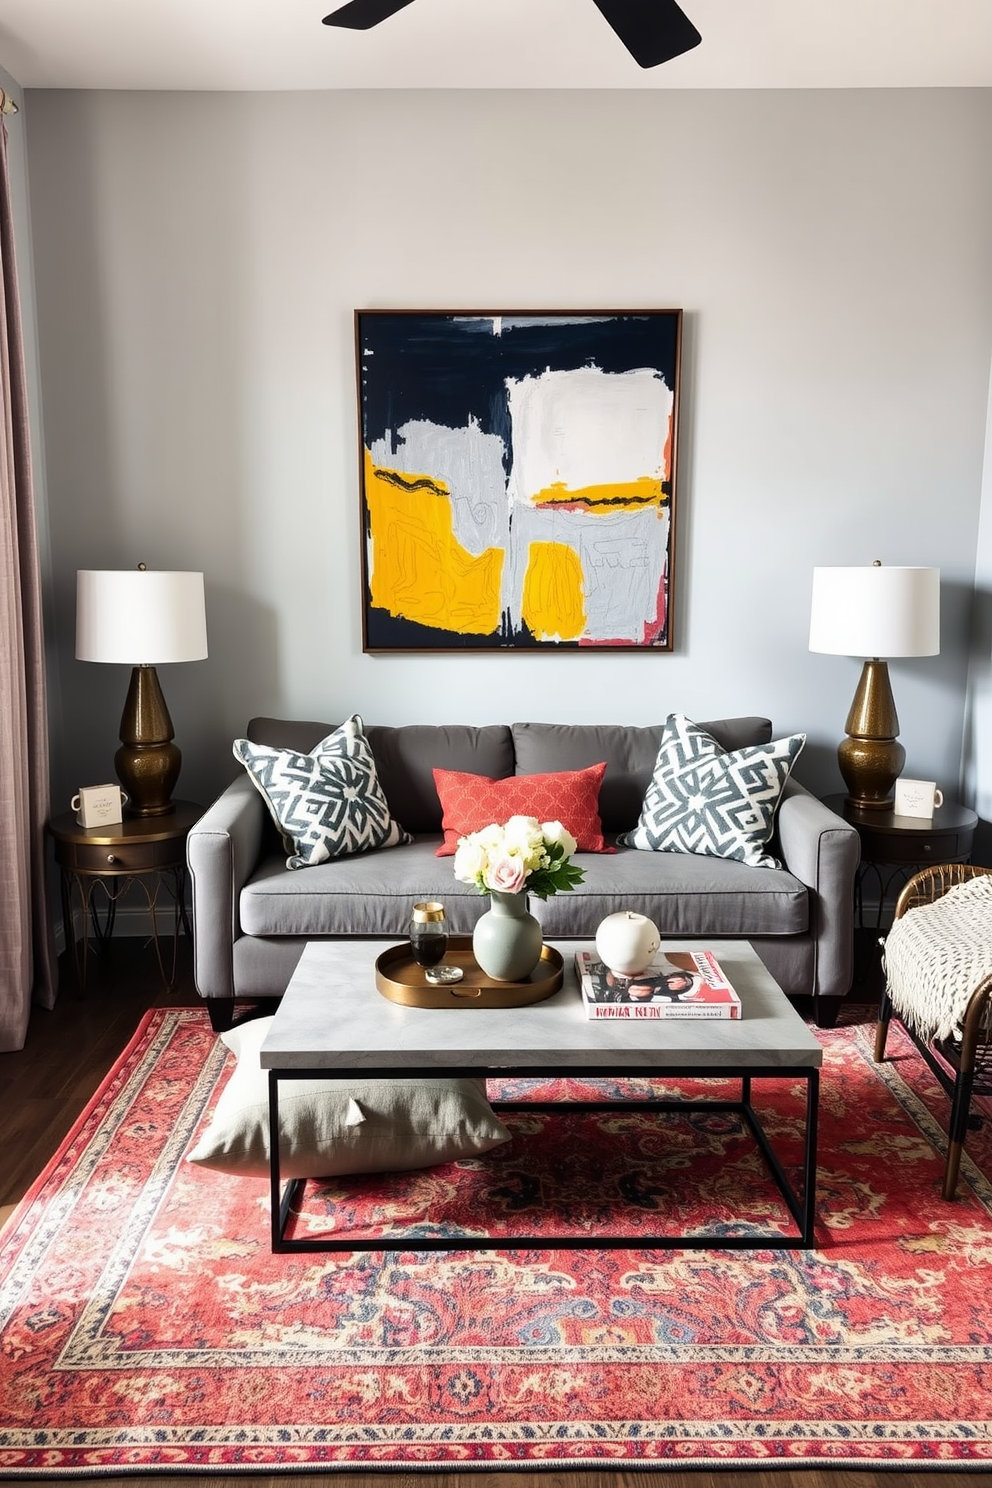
[[822, 793, 977, 839], [48, 800, 203, 847]]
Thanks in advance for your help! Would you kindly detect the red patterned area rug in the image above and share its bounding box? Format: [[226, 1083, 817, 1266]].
[[2, 1005, 992, 1475]]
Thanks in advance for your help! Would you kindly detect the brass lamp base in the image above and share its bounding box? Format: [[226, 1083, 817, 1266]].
[[114, 665, 181, 816], [838, 658, 905, 810]]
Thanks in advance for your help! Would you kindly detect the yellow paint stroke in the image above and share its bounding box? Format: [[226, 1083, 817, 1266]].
[[364, 451, 503, 635], [521, 541, 586, 642], [529, 475, 666, 512]]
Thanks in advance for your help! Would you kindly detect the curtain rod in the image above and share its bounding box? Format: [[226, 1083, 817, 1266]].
[[0, 90, 18, 116]]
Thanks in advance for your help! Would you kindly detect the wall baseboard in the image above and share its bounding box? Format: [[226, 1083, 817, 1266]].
[[56, 902, 189, 947]]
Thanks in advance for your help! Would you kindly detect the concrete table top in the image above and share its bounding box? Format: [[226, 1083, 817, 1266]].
[[260, 938, 824, 1073]]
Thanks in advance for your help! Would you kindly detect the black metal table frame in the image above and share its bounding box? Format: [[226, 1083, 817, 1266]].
[[853, 858, 977, 933], [60, 862, 192, 990], [267, 1061, 820, 1254]]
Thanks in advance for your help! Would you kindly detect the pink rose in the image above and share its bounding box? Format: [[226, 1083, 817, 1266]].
[[484, 855, 527, 894]]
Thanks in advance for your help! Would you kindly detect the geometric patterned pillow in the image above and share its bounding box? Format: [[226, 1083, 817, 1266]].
[[619, 713, 805, 869], [233, 714, 411, 870]]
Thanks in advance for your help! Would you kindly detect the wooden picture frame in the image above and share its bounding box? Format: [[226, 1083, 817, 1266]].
[[355, 309, 682, 653]]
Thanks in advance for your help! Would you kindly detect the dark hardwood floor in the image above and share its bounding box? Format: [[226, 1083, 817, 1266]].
[[0, 935, 980, 1487], [0, 937, 203, 1227]]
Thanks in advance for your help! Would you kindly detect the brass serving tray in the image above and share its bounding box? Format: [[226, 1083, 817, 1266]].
[[375, 937, 564, 1009]]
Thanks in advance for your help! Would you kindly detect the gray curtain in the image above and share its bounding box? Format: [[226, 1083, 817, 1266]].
[[0, 117, 55, 1050]]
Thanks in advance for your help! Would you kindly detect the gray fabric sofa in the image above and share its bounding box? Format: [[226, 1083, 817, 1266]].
[[187, 715, 860, 1031]]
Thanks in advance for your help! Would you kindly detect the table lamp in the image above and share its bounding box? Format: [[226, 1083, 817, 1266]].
[[809, 561, 939, 810], [76, 566, 208, 817]]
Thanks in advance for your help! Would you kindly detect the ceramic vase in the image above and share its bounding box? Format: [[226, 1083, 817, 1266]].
[[472, 889, 544, 982]]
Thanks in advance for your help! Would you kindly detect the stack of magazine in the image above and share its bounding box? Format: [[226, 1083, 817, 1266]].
[[574, 947, 742, 1020]]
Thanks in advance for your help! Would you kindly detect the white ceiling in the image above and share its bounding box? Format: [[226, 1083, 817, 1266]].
[[0, 0, 990, 92]]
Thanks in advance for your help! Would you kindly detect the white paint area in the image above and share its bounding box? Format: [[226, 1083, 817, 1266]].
[[505, 365, 672, 504]]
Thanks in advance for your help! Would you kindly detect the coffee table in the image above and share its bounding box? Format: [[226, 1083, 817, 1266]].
[[260, 938, 822, 1253]]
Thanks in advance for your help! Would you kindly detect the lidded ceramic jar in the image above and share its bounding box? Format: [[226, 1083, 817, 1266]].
[[594, 911, 661, 977]]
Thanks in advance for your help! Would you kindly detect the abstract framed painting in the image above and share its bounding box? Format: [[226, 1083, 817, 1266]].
[[355, 309, 682, 653]]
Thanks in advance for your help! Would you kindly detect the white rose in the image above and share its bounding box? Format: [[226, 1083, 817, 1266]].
[[503, 815, 543, 852], [541, 820, 577, 859], [453, 837, 487, 884], [503, 816, 544, 872]]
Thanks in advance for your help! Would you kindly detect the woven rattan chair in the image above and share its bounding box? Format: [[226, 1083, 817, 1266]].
[[875, 863, 992, 1200]]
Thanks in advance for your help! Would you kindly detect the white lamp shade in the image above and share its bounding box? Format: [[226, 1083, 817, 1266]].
[[76, 570, 208, 665], [809, 566, 939, 659]]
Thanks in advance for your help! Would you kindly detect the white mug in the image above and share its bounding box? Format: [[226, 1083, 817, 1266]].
[[71, 784, 128, 828], [893, 778, 943, 819]]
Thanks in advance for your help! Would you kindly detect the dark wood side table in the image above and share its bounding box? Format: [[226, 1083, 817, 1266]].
[[48, 801, 202, 990], [822, 793, 979, 931]]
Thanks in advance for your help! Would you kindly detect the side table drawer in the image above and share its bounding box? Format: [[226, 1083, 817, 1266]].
[[857, 830, 968, 865], [56, 837, 185, 874], [917, 835, 967, 862]]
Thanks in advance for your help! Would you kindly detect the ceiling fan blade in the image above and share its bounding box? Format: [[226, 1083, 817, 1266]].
[[322, 0, 417, 30], [591, 0, 701, 68]]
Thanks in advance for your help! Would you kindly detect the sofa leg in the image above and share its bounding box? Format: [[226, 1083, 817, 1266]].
[[206, 997, 282, 1034], [207, 1000, 237, 1034], [814, 996, 841, 1030]]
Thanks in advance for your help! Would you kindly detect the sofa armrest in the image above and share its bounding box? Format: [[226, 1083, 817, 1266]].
[[187, 774, 267, 1001], [775, 780, 861, 1000]]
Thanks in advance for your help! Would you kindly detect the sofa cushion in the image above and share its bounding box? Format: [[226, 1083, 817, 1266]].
[[186, 1016, 510, 1180], [238, 839, 807, 941], [234, 715, 410, 869], [511, 718, 774, 835], [432, 763, 612, 855], [239, 839, 491, 937], [533, 847, 809, 938], [367, 724, 515, 833], [247, 717, 349, 752], [621, 714, 805, 869]]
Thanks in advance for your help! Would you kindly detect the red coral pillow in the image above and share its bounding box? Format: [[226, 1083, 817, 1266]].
[[433, 763, 613, 856]]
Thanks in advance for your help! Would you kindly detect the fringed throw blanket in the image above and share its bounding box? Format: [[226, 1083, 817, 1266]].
[[882, 873, 992, 1042]]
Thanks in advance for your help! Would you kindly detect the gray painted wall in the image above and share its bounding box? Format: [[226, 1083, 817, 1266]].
[[964, 371, 992, 862], [20, 87, 992, 823]]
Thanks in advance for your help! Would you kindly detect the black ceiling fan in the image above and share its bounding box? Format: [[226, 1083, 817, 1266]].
[[322, 0, 702, 69]]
